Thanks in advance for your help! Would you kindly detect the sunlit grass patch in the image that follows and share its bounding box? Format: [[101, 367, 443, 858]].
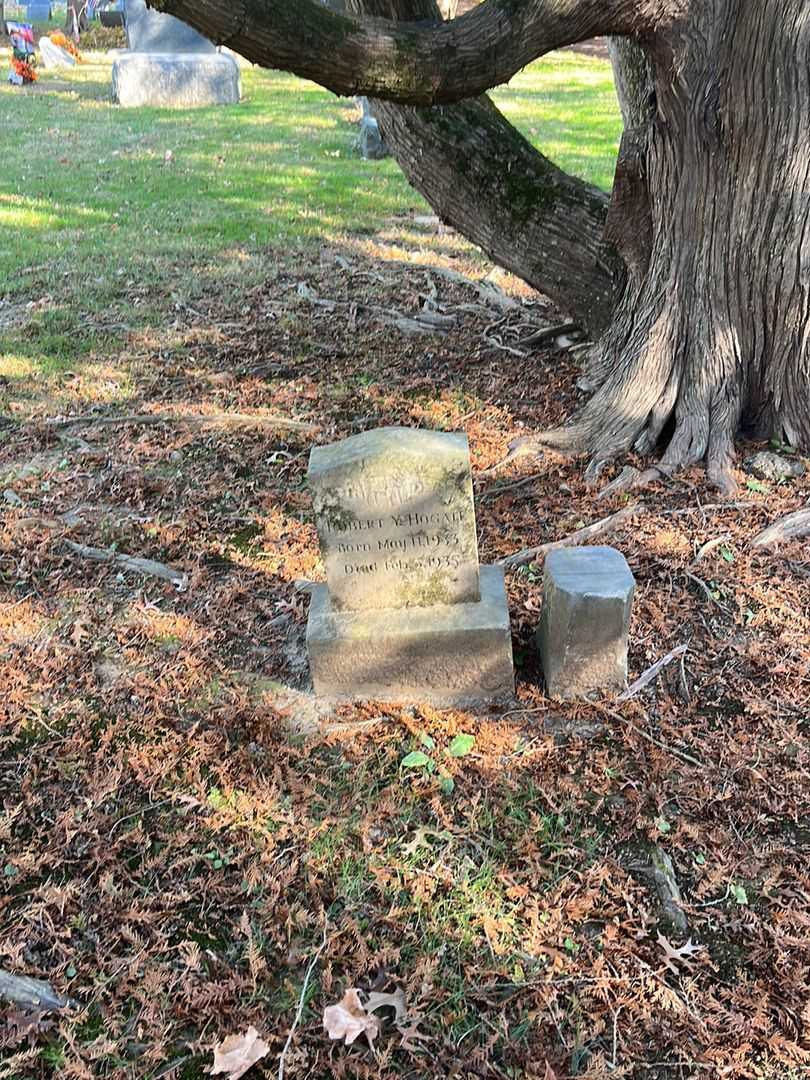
[[0, 51, 620, 409]]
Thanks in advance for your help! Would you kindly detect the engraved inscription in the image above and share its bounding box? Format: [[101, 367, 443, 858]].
[[308, 427, 481, 611]]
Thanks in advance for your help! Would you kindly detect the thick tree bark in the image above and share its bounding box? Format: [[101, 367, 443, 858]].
[[149, 0, 672, 104], [346, 0, 622, 334], [372, 94, 623, 334], [526, 0, 810, 488]]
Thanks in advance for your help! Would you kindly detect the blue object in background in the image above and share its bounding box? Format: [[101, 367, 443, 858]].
[[26, 2, 52, 21]]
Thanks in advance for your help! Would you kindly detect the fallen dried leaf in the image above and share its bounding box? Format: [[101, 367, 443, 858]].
[[365, 988, 407, 1022], [657, 932, 706, 974], [3, 1007, 55, 1047], [323, 988, 379, 1047], [210, 1026, 270, 1080]]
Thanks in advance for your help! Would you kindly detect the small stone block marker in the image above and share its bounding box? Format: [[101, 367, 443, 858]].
[[538, 546, 635, 699], [306, 426, 514, 706]]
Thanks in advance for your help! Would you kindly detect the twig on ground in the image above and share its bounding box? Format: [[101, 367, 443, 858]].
[[45, 411, 317, 433], [278, 922, 329, 1080], [63, 541, 188, 591], [692, 535, 732, 564], [683, 570, 726, 610], [478, 471, 546, 501], [0, 969, 78, 1011], [518, 321, 579, 348], [295, 281, 455, 336], [750, 507, 810, 548], [603, 707, 703, 769], [498, 504, 645, 569], [109, 798, 175, 840], [660, 501, 760, 516], [484, 337, 528, 357], [617, 644, 689, 702]]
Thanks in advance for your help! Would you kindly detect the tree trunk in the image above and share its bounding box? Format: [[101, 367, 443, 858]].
[[373, 95, 622, 335], [65, 0, 89, 39], [529, 0, 810, 489], [153, 0, 810, 478]]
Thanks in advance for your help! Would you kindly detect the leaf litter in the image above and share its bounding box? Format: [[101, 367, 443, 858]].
[[1, 247, 809, 1077]]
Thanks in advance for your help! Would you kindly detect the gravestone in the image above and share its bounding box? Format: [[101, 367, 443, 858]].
[[124, 0, 214, 53], [40, 37, 77, 68], [112, 0, 240, 107], [538, 546, 635, 699], [306, 427, 514, 706], [356, 98, 389, 161]]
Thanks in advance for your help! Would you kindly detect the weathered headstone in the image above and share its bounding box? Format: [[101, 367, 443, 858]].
[[39, 37, 77, 68], [356, 98, 389, 160], [538, 546, 635, 699], [308, 427, 480, 612], [124, 0, 214, 53], [306, 427, 514, 706], [112, 0, 240, 108]]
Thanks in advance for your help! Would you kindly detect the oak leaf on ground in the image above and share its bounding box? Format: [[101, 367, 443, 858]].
[[210, 1026, 270, 1080], [657, 932, 706, 974], [323, 988, 379, 1047]]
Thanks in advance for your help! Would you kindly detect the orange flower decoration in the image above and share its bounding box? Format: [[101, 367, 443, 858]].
[[12, 57, 38, 82], [49, 30, 83, 62]]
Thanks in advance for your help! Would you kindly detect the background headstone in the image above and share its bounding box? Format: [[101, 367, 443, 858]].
[[356, 97, 389, 160], [113, 0, 240, 107], [538, 545, 635, 699], [123, 0, 215, 53], [306, 426, 514, 706], [26, 3, 52, 20], [39, 37, 77, 68], [112, 53, 241, 107]]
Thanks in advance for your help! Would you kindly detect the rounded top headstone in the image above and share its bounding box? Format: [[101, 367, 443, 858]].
[[308, 427, 480, 611], [123, 0, 216, 53]]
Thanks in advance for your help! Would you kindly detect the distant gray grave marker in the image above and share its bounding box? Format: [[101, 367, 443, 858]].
[[123, 0, 215, 53], [112, 0, 240, 107], [26, 3, 52, 21]]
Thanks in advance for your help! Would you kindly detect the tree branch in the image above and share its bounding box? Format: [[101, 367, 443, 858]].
[[373, 93, 622, 332], [346, 0, 622, 331], [149, 0, 668, 104]]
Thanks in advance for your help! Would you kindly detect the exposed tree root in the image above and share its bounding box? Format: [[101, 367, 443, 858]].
[[0, 969, 78, 1011], [498, 503, 645, 570], [751, 509, 810, 549], [504, 326, 758, 496]]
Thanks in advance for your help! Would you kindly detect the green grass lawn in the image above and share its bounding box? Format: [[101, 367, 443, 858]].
[[0, 51, 620, 393]]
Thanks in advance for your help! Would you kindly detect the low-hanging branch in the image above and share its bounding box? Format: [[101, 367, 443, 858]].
[[148, 0, 669, 104]]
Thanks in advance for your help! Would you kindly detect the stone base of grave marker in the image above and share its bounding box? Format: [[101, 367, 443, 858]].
[[307, 564, 514, 706], [538, 546, 635, 699], [112, 53, 240, 107]]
